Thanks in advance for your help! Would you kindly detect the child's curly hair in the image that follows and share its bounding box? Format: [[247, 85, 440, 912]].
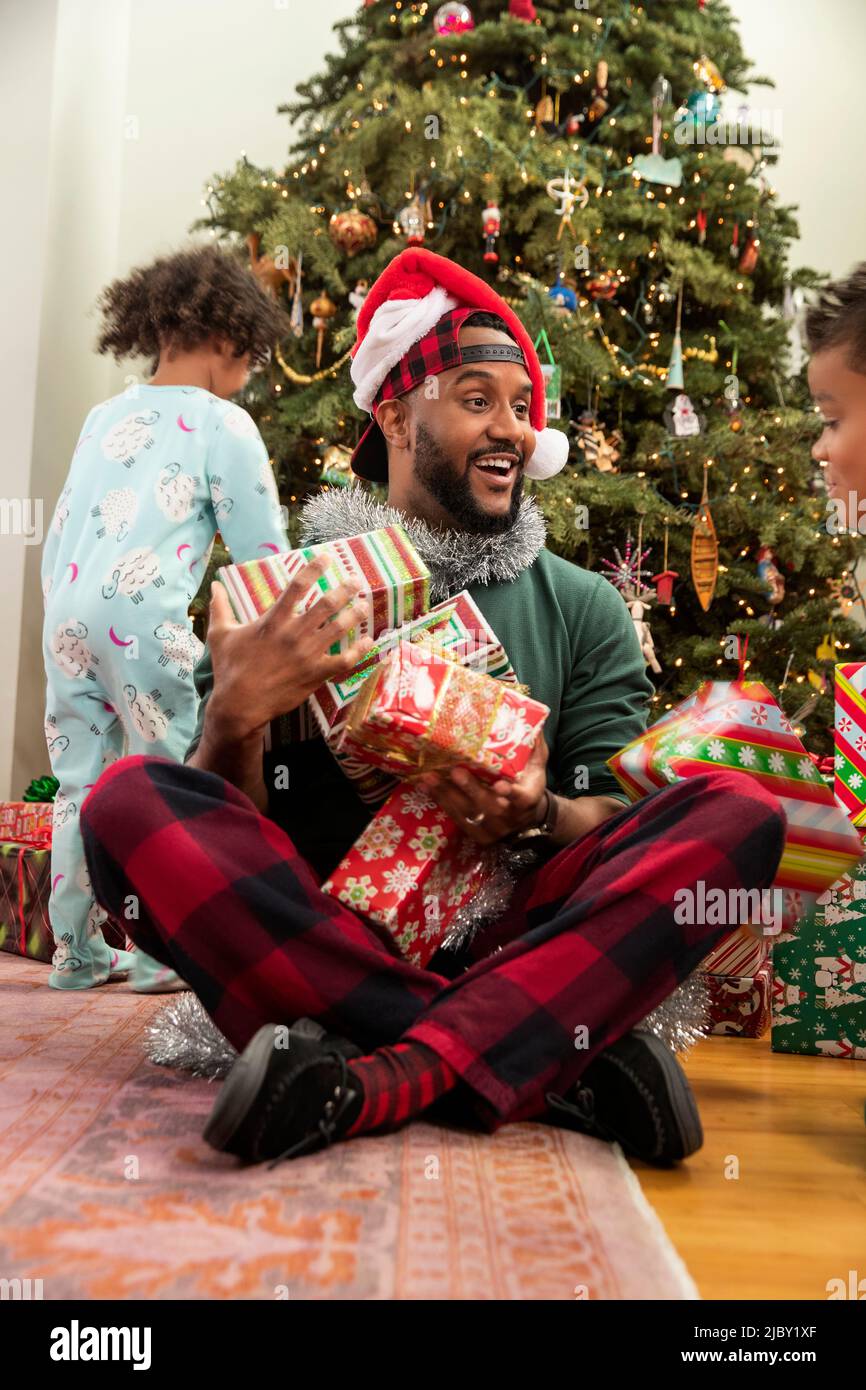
[[95, 244, 292, 372], [805, 263, 866, 372]]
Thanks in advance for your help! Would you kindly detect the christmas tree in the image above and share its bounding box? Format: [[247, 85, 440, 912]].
[[191, 0, 866, 752]]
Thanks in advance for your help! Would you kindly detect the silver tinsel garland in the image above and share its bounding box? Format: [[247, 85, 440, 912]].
[[146, 993, 237, 1080], [145, 966, 710, 1080], [300, 487, 548, 603]]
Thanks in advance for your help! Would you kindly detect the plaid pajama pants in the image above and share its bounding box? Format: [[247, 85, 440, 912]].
[[80, 755, 785, 1131]]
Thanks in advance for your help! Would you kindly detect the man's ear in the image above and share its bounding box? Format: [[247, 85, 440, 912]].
[[375, 398, 412, 451]]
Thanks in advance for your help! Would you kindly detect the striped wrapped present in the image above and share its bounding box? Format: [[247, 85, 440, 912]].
[[217, 525, 429, 650], [608, 679, 864, 931], [834, 662, 866, 827]]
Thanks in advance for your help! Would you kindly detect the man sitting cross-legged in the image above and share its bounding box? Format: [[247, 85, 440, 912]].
[[80, 249, 786, 1169]]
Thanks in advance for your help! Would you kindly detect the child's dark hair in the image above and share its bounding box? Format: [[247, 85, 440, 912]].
[[804, 263, 866, 372], [95, 244, 292, 371]]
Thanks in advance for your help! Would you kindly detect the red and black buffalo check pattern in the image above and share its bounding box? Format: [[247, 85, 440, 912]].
[[80, 755, 785, 1130]]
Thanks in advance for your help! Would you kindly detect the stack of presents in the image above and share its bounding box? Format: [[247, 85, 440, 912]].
[[3, 524, 865, 1068]]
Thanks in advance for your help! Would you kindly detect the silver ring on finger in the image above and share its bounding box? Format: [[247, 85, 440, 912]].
[[465, 812, 486, 826]]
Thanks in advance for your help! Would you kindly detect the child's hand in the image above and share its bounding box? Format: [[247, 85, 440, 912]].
[[205, 554, 376, 742]]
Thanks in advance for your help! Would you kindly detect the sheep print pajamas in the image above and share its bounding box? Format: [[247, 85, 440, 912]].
[[40, 384, 288, 989]]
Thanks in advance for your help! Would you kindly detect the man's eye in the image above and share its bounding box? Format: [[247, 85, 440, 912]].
[[514, 402, 529, 415]]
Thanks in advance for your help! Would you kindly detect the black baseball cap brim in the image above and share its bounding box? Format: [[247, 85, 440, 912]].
[[350, 416, 389, 483]]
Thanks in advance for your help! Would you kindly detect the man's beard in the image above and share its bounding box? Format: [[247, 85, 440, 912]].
[[412, 421, 524, 534]]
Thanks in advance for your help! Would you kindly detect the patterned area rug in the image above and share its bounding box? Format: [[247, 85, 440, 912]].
[[0, 956, 697, 1299]]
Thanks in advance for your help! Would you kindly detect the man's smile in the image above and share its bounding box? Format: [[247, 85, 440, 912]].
[[470, 452, 522, 488]]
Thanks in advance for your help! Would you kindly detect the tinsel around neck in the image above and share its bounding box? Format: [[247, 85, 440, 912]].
[[299, 485, 547, 601]]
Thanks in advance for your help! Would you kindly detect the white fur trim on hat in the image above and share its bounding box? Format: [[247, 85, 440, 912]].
[[524, 426, 569, 480], [350, 286, 459, 413]]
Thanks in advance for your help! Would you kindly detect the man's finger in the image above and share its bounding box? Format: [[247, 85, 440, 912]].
[[208, 581, 238, 631], [270, 554, 332, 621]]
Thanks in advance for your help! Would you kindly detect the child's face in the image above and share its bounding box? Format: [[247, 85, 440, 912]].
[[809, 344, 866, 527]]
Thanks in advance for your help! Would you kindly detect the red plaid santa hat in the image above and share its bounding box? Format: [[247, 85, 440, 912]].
[[349, 248, 570, 482]]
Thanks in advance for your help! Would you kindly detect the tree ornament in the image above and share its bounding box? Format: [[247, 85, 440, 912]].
[[691, 462, 718, 612], [348, 278, 369, 322], [310, 290, 337, 368], [633, 73, 683, 187], [534, 330, 562, 420], [320, 443, 354, 487], [328, 209, 378, 257], [586, 270, 618, 300], [652, 519, 679, 606], [508, 0, 536, 19], [783, 282, 807, 376], [398, 194, 427, 245], [547, 276, 577, 315], [740, 228, 760, 275], [682, 89, 720, 129], [586, 60, 610, 126], [481, 201, 501, 264], [535, 89, 555, 128], [730, 217, 740, 260], [288, 249, 304, 339], [696, 204, 708, 245], [545, 169, 589, 241], [664, 284, 704, 436], [574, 410, 621, 472], [628, 596, 662, 673], [756, 545, 785, 606], [433, 2, 474, 35], [601, 532, 652, 595], [816, 632, 837, 662], [246, 231, 298, 299], [694, 54, 727, 93]]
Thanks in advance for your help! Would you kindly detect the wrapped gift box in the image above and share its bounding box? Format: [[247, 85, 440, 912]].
[[771, 868, 866, 1060], [834, 662, 866, 827], [218, 524, 429, 648], [704, 959, 773, 1037], [321, 784, 491, 966], [323, 590, 524, 805], [339, 640, 549, 786], [0, 802, 54, 847], [0, 842, 53, 962], [699, 927, 773, 1038], [608, 679, 864, 930], [0, 842, 129, 965]]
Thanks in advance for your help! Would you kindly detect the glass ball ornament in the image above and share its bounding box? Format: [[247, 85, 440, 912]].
[[684, 89, 719, 125], [433, 2, 475, 35]]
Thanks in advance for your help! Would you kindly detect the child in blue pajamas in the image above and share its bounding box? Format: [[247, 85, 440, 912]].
[[41, 245, 291, 990]]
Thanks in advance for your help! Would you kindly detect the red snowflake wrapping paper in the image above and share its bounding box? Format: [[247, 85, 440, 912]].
[[339, 639, 549, 785], [320, 783, 492, 966]]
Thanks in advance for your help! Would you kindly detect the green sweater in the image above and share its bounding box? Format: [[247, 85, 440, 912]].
[[185, 549, 654, 879]]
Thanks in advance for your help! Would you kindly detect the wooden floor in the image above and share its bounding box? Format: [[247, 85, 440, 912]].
[[631, 1035, 866, 1300]]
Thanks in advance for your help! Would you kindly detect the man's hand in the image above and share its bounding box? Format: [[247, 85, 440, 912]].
[[413, 730, 550, 845], [206, 554, 377, 741]]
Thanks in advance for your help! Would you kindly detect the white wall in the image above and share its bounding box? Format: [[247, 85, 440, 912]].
[[4, 0, 865, 797], [729, 0, 866, 279]]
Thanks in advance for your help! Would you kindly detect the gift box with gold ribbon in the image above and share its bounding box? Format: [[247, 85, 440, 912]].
[[338, 639, 549, 785]]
